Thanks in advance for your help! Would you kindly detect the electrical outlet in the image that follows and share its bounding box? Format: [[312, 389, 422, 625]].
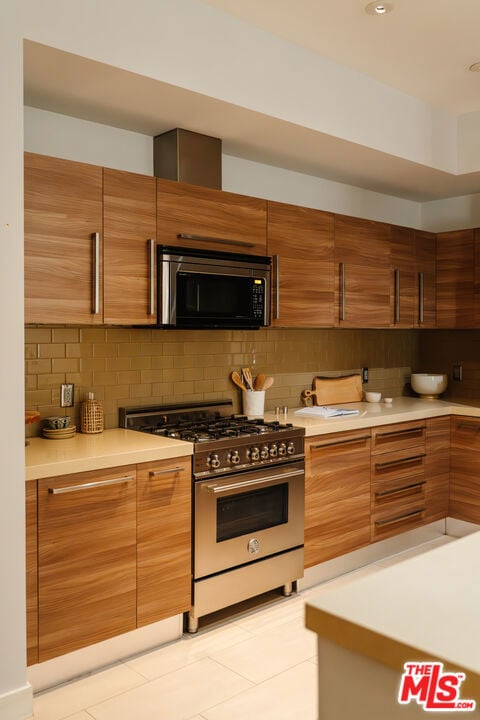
[[453, 365, 463, 382], [60, 383, 74, 407], [361, 367, 369, 384]]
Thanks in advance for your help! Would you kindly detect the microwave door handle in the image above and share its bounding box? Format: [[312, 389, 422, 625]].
[[160, 258, 175, 325]]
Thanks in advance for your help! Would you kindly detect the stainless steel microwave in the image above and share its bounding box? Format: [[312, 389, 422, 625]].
[[156, 246, 271, 329]]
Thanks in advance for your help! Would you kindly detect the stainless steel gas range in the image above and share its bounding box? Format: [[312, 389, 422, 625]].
[[120, 401, 305, 632]]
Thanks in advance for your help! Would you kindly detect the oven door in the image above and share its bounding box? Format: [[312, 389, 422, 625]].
[[194, 462, 304, 579]]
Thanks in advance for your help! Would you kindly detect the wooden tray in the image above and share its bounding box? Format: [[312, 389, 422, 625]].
[[301, 374, 363, 406]]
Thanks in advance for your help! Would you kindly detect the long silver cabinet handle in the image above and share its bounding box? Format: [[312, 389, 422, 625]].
[[177, 233, 255, 249], [311, 434, 370, 450], [149, 239, 156, 316], [374, 453, 425, 470], [394, 269, 400, 324], [375, 508, 425, 528], [339, 262, 346, 322], [273, 254, 280, 320], [205, 468, 304, 494], [418, 272, 424, 325], [48, 475, 134, 495], [149, 466, 184, 477], [375, 480, 426, 498], [375, 426, 424, 440], [92, 232, 100, 315]]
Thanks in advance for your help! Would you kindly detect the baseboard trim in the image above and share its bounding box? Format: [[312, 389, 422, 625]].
[[0, 683, 33, 720], [446, 517, 480, 537], [299, 519, 446, 590], [28, 614, 183, 693]]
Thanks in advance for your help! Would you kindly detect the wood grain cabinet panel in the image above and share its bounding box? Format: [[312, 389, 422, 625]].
[[450, 417, 480, 522], [304, 430, 371, 567], [424, 417, 449, 522], [436, 229, 475, 328], [415, 230, 436, 328], [137, 457, 191, 627], [334, 214, 391, 327], [390, 225, 416, 327], [267, 201, 335, 327], [24, 152, 103, 325], [103, 169, 157, 325], [157, 178, 267, 256], [37, 466, 137, 662], [26, 480, 38, 666]]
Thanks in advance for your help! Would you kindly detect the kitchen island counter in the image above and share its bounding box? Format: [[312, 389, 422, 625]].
[[265, 397, 480, 437], [25, 428, 193, 480]]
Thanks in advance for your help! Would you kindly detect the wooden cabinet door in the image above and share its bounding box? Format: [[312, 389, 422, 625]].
[[157, 178, 267, 256], [390, 225, 415, 327], [334, 215, 391, 327], [304, 430, 371, 567], [267, 201, 334, 327], [24, 153, 103, 325], [424, 417, 449, 522], [38, 466, 136, 662], [436, 229, 475, 328], [137, 457, 191, 627], [103, 169, 157, 325], [415, 230, 436, 328], [26, 480, 38, 666], [450, 417, 480, 522]]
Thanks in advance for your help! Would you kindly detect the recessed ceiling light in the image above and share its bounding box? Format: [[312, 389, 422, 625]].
[[365, 2, 394, 15], [469, 62, 480, 72]]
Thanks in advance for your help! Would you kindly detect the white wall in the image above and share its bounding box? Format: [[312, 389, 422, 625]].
[[422, 193, 480, 233]]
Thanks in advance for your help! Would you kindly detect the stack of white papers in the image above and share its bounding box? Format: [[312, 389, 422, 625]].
[[294, 406, 360, 417]]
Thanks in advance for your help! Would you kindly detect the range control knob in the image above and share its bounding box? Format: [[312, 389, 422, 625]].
[[286, 441, 296, 455], [260, 445, 269, 460], [229, 450, 240, 465], [278, 442, 287, 456], [208, 453, 221, 469], [248, 446, 260, 461], [269, 443, 278, 458]]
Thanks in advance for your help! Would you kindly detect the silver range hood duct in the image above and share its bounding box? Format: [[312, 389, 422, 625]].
[[153, 128, 222, 190]]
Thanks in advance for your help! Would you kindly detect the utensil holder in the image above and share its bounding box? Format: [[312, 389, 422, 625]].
[[242, 390, 265, 418]]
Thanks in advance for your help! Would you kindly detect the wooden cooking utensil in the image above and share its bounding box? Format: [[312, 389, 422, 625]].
[[241, 367, 254, 390], [254, 373, 266, 390], [231, 371, 247, 391], [261, 376, 274, 390]]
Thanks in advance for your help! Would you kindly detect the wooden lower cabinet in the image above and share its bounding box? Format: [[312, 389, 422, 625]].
[[450, 417, 480, 522], [137, 457, 191, 627], [304, 430, 371, 567], [37, 466, 137, 662], [26, 480, 38, 666], [424, 417, 450, 522]]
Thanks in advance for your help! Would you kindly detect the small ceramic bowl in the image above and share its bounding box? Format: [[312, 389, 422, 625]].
[[45, 416, 71, 429], [365, 391, 382, 403]]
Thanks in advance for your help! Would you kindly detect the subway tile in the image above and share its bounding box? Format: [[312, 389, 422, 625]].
[[38, 343, 66, 359], [25, 389, 52, 406], [26, 359, 52, 375], [80, 329, 106, 343], [130, 356, 152, 370], [66, 343, 93, 358], [93, 344, 118, 358], [141, 343, 164, 356], [129, 384, 153, 398], [117, 371, 142, 385], [141, 370, 164, 384], [104, 385, 131, 401], [105, 328, 131, 343], [129, 329, 153, 343], [38, 373, 65, 389], [81, 358, 107, 372], [25, 375, 37, 391], [52, 328, 80, 343], [52, 358, 80, 374], [118, 343, 142, 357], [92, 371, 119, 386], [24, 327, 52, 343], [106, 358, 131, 372], [25, 344, 37, 359]]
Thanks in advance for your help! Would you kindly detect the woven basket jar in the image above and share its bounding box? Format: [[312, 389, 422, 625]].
[[81, 393, 104, 434]]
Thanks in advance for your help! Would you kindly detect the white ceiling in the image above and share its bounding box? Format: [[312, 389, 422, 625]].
[[23, 1, 480, 203]]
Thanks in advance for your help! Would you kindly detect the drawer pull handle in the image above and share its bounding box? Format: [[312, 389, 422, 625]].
[[311, 434, 370, 450], [177, 233, 255, 249], [375, 453, 425, 470], [454, 423, 480, 432], [375, 480, 426, 498], [149, 466, 184, 477], [375, 426, 424, 440], [48, 475, 134, 494], [375, 507, 425, 527]]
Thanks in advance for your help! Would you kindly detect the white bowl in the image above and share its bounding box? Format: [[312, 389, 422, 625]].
[[411, 373, 447, 398], [365, 391, 382, 403]]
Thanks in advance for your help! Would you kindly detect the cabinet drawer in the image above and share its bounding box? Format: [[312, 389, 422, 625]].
[[371, 421, 426, 455], [371, 447, 425, 485], [372, 475, 426, 511], [371, 496, 426, 542]]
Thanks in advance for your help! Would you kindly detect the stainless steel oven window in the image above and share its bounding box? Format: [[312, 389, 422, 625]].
[[216, 483, 288, 542]]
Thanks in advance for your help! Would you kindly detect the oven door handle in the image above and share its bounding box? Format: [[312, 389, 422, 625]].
[[203, 468, 304, 494]]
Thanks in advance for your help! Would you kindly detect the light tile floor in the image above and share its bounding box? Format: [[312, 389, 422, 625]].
[[30, 535, 455, 720]]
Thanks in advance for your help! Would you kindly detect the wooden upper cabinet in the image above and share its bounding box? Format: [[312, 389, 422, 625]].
[[390, 225, 416, 327], [267, 201, 334, 327], [156, 178, 267, 256], [136, 457, 191, 627], [436, 229, 475, 328], [37, 466, 137, 662], [103, 169, 157, 325], [24, 153, 103, 325], [415, 230, 436, 328], [334, 214, 391, 327]]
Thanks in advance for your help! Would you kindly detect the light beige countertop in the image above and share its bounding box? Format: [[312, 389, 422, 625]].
[[305, 531, 480, 697], [265, 397, 480, 437], [25, 428, 193, 481]]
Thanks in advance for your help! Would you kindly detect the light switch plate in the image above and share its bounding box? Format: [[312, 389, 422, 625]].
[[60, 383, 74, 407], [453, 365, 463, 382]]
